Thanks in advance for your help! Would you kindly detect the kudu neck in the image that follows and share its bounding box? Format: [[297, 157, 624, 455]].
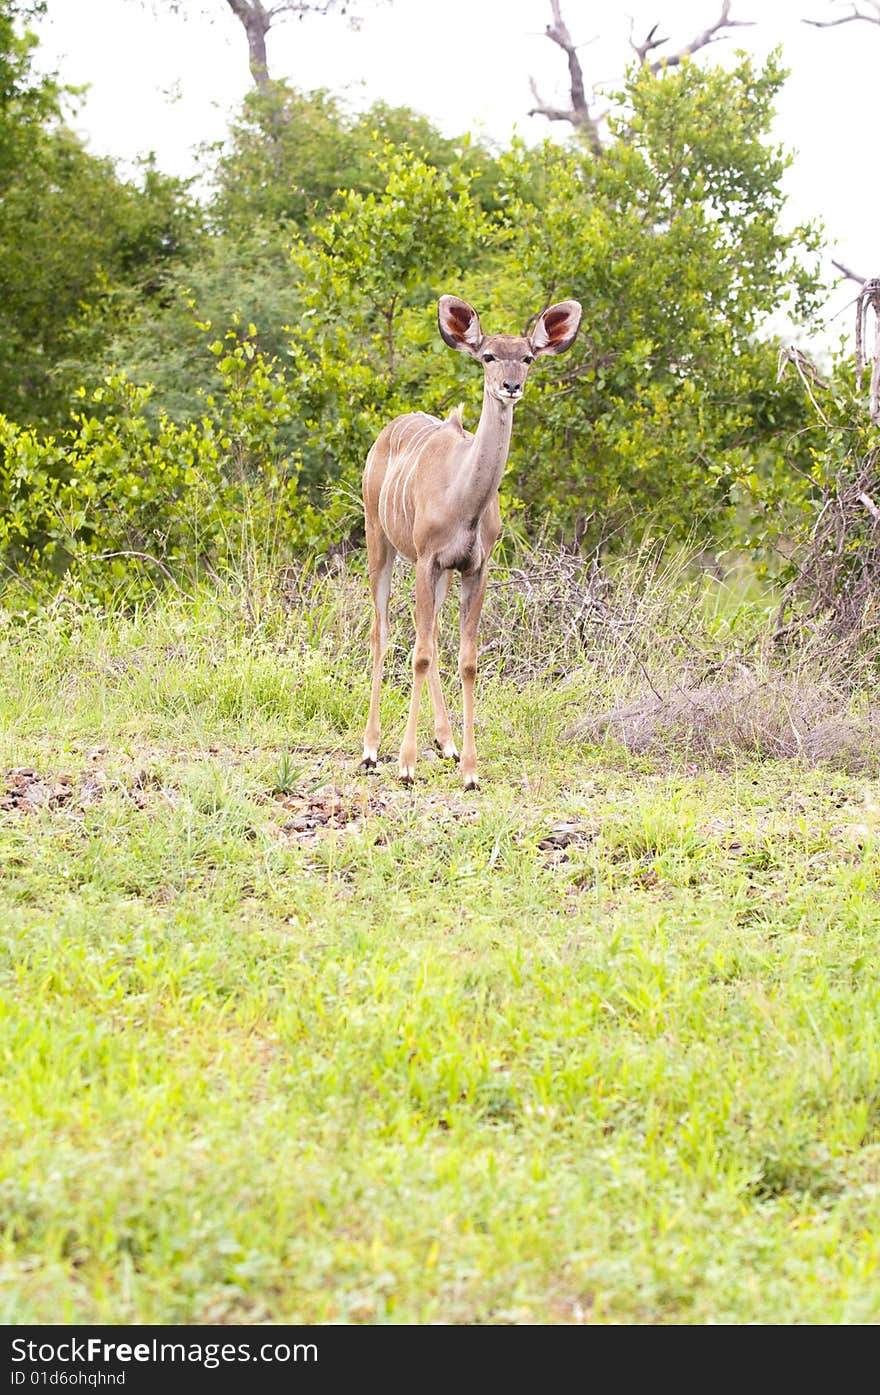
[[456, 384, 516, 515]]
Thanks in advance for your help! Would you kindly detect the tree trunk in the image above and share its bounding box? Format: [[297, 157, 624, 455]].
[[225, 0, 272, 89]]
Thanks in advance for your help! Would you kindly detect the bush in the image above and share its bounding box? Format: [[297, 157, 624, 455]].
[[0, 340, 319, 607]]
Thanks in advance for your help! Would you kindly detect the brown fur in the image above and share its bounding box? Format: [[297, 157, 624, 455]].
[[360, 294, 582, 788]]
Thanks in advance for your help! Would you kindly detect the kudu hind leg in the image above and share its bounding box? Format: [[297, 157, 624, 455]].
[[361, 532, 394, 769]]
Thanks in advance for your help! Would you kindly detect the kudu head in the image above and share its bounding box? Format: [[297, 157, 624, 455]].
[[438, 295, 583, 406]]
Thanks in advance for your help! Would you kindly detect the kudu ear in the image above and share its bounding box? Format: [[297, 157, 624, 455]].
[[438, 295, 483, 355], [530, 300, 583, 356]]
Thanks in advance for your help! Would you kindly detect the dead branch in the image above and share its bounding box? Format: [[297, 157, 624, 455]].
[[832, 257, 869, 284], [530, 1, 753, 146], [629, 19, 665, 66], [854, 279, 880, 419], [631, 1, 755, 74], [527, 0, 604, 154], [92, 550, 195, 598], [777, 346, 831, 392], [778, 447, 880, 640], [777, 346, 831, 422], [804, 1, 880, 27]]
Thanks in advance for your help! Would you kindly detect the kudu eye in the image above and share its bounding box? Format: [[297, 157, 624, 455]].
[[522, 354, 534, 364], [482, 353, 496, 363]]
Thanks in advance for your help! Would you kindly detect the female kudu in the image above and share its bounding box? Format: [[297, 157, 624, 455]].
[[360, 294, 582, 789]]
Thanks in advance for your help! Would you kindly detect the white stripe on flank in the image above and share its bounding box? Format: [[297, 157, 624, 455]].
[[396, 422, 437, 524], [379, 416, 441, 538], [363, 441, 377, 489]]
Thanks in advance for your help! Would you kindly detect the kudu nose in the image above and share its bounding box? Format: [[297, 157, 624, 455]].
[[503, 381, 521, 395]]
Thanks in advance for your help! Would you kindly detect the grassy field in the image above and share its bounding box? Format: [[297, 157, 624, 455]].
[[3, 557, 880, 1324]]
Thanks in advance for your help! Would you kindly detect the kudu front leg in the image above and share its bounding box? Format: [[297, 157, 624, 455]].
[[398, 560, 440, 785], [427, 568, 458, 761], [459, 565, 489, 791]]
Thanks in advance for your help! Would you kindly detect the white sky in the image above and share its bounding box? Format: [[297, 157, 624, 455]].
[[32, 0, 880, 349]]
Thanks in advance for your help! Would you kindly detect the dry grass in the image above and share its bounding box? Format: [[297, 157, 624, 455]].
[[568, 670, 880, 771], [278, 541, 880, 774], [775, 446, 880, 641]]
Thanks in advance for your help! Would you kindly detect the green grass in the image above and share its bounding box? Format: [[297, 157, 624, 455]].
[[2, 574, 880, 1323]]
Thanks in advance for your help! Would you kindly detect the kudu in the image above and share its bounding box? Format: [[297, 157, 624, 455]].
[[360, 294, 583, 789]]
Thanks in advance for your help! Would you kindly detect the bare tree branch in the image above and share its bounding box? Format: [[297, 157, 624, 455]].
[[854, 280, 880, 419], [530, 1, 753, 148], [858, 490, 880, 519], [804, 1, 880, 27], [629, 20, 665, 66], [92, 551, 194, 597], [777, 346, 831, 423], [527, 0, 604, 154], [833, 257, 870, 284], [632, 1, 755, 75]]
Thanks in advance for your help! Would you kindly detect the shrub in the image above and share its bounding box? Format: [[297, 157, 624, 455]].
[[0, 340, 314, 607]]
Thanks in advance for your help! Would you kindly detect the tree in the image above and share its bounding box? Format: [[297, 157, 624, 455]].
[[208, 83, 502, 235], [225, 1, 369, 89], [101, 224, 305, 440], [149, 1, 386, 89], [0, 0, 829, 580], [101, 92, 502, 454], [506, 50, 822, 541], [0, 1, 201, 424], [0, 1, 56, 187], [284, 145, 487, 510], [528, 0, 754, 152], [278, 52, 823, 550]]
